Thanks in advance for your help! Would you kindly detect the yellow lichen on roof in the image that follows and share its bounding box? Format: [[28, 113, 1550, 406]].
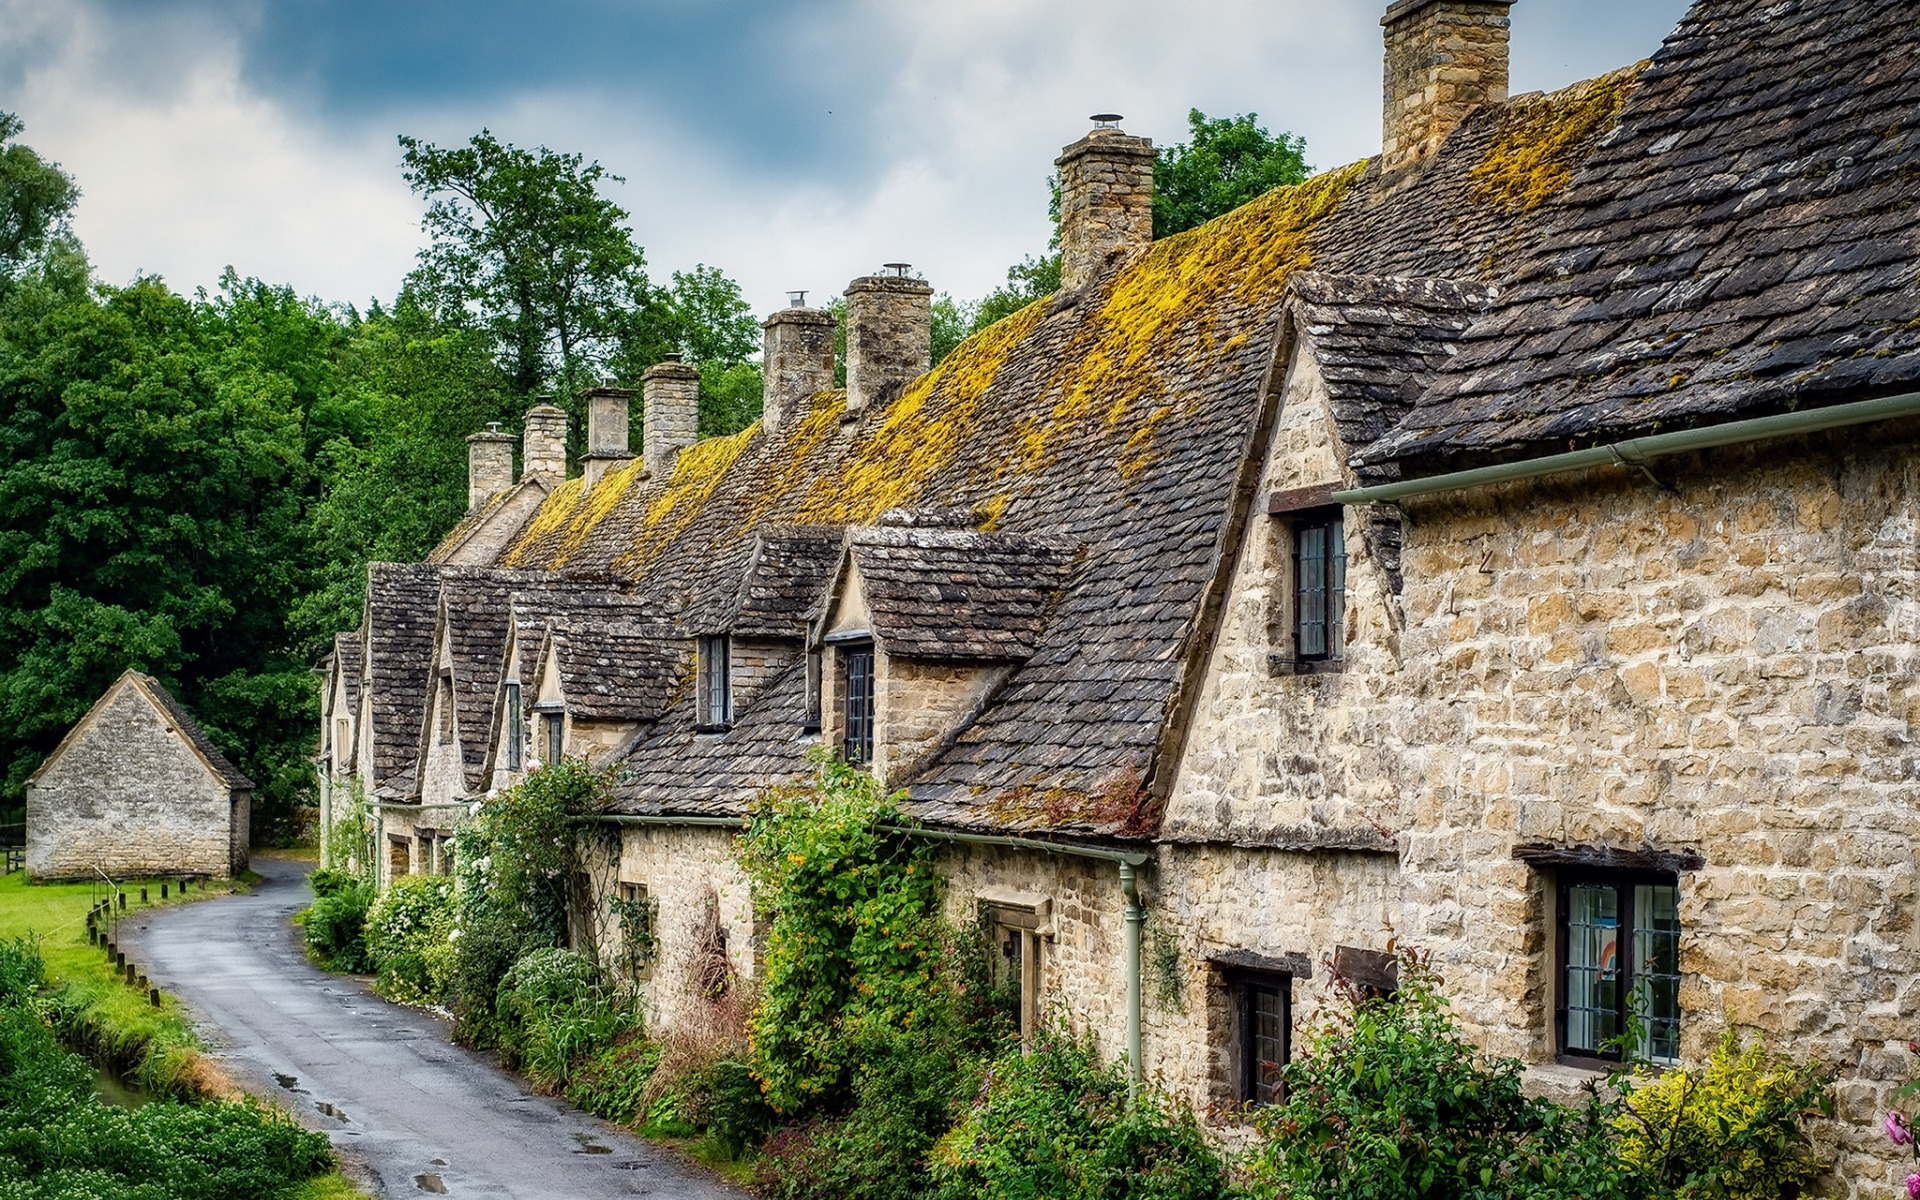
[[1472, 65, 1643, 212], [787, 298, 1050, 525], [613, 424, 757, 573], [1014, 161, 1365, 473]]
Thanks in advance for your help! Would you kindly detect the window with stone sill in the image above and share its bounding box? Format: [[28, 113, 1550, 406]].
[[697, 635, 733, 730], [1555, 871, 1681, 1067]]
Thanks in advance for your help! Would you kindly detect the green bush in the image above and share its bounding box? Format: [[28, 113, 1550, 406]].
[[929, 1028, 1230, 1200], [564, 1034, 660, 1126], [1243, 949, 1637, 1200], [1617, 1030, 1832, 1199], [0, 936, 334, 1200], [294, 873, 375, 973], [493, 947, 640, 1088], [736, 751, 946, 1113], [364, 873, 457, 1002]]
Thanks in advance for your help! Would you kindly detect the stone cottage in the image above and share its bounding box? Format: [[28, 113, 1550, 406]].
[[324, 0, 1920, 1188], [30, 669, 251, 881]]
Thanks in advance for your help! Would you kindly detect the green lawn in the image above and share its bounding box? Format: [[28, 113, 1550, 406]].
[[0, 863, 373, 1200]]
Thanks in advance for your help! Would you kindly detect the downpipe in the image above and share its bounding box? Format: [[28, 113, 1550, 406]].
[[1119, 860, 1144, 1093]]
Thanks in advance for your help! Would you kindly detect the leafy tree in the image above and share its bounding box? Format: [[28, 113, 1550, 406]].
[[969, 254, 1060, 335], [0, 112, 78, 278], [398, 129, 670, 404], [657, 264, 764, 437], [1152, 109, 1310, 238]]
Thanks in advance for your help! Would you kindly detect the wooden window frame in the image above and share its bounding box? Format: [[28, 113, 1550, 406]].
[[987, 903, 1046, 1044], [841, 641, 875, 765], [1223, 968, 1292, 1107], [1289, 507, 1347, 670], [1553, 868, 1682, 1069], [543, 710, 564, 767]]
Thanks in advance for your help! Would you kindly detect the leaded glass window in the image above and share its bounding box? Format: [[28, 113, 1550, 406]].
[[842, 644, 875, 764], [1559, 875, 1681, 1065], [1293, 512, 1346, 662]]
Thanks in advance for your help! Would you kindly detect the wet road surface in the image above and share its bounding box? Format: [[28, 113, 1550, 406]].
[[119, 856, 743, 1200]]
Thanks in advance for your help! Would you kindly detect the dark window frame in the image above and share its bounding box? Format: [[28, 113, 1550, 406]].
[[1224, 968, 1291, 1107], [1554, 868, 1682, 1069], [841, 641, 875, 764], [1290, 507, 1347, 668], [697, 635, 733, 730], [544, 710, 564, 767], [504, 680, 524, 770]]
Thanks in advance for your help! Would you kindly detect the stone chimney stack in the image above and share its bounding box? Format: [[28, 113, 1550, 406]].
[[1054, 115, 1154, 293], [762, 292, 836, 434], [1381, 0, 1514, 171], [581, 386, 636, 488], [521, 399, 568, 481], [466, 425, 516, 510], [642, 358, 700, 475], [843, 266, 933, 415]]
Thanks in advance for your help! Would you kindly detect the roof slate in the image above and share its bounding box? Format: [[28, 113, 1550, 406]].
[[547, 623, 684, 723], [333, 631, 363, 717], [434, 569, 562, 791], [1364, 0, 1920, 467], [138, 674, 254, 791], [425, 64, 1639, 837], [842, 525, 1078, 660], [695, 526, 845, 639], [364, 563, 444, 795]]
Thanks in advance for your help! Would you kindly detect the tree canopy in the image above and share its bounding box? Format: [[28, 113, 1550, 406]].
[[1152, 109, 1312, 238], [0, 113, 78, 278]]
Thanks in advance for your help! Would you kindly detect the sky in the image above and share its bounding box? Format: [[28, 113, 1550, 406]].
[[0, 0, 1694, 316]]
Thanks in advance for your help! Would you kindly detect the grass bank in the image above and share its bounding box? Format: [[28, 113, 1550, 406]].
[[0, 862, 372, 1200]]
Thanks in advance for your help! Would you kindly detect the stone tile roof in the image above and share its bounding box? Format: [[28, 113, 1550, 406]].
[[1285, 271, 1498, 484], [839, 524, 1078, 660], [427, 478, 550, 565], [363, 562, 443, 796], [137, 674, 254, 791], [1363, 0, 1920, 468], [546, 623, 683, 723], [333, 632, 363, 717], [436, 69, 1635, 838], [435, 568, 562, 792], [693, 526, 845, 639]]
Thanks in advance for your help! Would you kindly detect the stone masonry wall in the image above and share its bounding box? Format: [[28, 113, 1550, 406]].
[[613, 824, 759, 1034], [843, 274, 933, 415], [1054, 127, 1155, 292], [1381, 0, 1513, 170], [876, 656, 1010, 786], [27, 684, 236, 880], [1391, 432, 1920, 1195]]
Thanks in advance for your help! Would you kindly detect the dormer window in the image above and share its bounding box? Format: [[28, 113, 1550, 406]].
[[1291, 509, 1346, 666], [504, 680, 524, 770], [841, 641, 875, 764], [697, 635, 733, 729]]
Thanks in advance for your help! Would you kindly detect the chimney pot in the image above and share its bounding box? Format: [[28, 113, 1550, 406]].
[[1054, 122, 1155, 292], [581, 386, 637, 489], [641, 360, 701, 475], [521, 400, 568, 482], [843, 269, 934, 415], [465, 428, 516, 510], [762, 302, 836, 435], [1381, 0, 1515, 171], [787, 289, 808, 307]]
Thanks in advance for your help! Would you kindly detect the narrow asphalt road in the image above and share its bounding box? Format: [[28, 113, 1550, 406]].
[[119, 856, 744, 1200]]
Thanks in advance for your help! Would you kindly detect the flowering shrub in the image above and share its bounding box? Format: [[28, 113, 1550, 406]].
[[1616, 1030, 1832, 1199], [294, 869, 375, 973], [364, 873, 457, 1002], [1888, 1044, 1920, 1199]]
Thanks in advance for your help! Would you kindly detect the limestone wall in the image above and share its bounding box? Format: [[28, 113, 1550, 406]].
[[613, 824, 759, 1033], [27, 684, 236, 880], [877, 657, 1008, 785]]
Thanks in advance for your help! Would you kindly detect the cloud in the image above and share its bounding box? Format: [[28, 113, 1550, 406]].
[[1, 0, 1695, 314]]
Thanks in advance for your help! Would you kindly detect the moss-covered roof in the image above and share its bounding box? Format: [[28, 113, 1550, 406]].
[[426, 70, 1637, 837]]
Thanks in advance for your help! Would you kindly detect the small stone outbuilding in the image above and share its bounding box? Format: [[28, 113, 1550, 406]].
[[27, 670, 252, 881]]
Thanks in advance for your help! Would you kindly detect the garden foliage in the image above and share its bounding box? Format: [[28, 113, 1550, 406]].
[[363, 873, 457, 1003], [293, 868, 375, 973], [0, 936, 333, 1199]]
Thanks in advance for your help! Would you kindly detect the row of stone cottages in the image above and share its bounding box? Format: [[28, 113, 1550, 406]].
[[318, 0, 1920, 1188]]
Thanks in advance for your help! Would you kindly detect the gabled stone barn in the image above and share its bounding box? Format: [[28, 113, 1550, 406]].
[[27, 669, 252, 881]]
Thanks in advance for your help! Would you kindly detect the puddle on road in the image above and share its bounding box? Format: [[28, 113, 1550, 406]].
[[430, 1158, 447, 1166], [414, 1173, 449, 1193], [272, 1073, 308, 1094], [571, 1132, 612, 1155], [611, 1161, 649, 1170], [314, 1101, 350, 1122]]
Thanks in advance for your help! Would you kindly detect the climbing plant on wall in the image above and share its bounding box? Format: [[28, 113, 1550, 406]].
[[734, 750, 947, 1113]]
